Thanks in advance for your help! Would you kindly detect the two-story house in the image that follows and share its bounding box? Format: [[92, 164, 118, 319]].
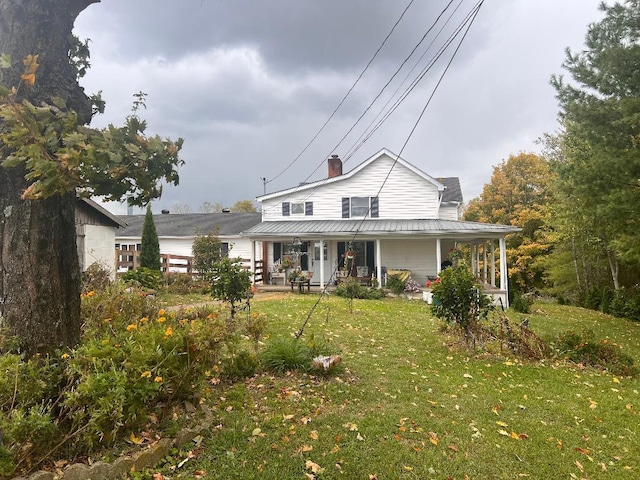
[[244, 148, 519, 304]]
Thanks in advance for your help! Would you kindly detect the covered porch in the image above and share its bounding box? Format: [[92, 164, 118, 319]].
[[243, 219, 519, 307]]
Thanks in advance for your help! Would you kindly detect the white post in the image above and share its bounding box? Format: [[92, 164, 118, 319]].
[[470, 242, 476, 276], [483, 241, 488, 282], [436, 238, 442, 276], [320, 240, 325, 288], [250, 240, 256, 285], [499, 237, 509, 307], [376, 239, 382, 286], [491, 240, 496, 287]]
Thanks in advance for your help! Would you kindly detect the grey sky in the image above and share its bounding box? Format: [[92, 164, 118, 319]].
[[74, 0, 603, 214]]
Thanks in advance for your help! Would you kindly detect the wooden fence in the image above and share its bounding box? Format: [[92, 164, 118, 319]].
[[115, 249, 264, 283]]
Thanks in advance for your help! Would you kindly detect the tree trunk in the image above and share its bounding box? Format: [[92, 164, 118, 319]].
[[0, 0, 97, 355]]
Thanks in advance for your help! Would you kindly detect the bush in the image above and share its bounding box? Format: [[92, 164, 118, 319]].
[[555, 329, 637, 376], [81, 262, 112, 293], [431, 265, 493, 345], [511, 290, 533, 314], [0, 288, 241, 476], [335, 279, 385, 300], [386, 275, 406, 295], [260, 336, 311, 373], [164, 272, 210, 295], [121, 267, 163, 290]]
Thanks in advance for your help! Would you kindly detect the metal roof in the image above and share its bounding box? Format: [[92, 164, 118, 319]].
[[242, 219, 520, 239], [116, 212, 262, 238]]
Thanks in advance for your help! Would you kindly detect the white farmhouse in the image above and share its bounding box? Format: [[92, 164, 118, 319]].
[[244, 148, 520, 305]]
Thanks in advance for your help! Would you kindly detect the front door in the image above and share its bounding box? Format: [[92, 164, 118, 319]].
[[310, 241, 330, 285]]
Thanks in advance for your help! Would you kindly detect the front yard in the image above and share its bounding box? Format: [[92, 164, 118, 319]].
[[148, 295, 640, 479]]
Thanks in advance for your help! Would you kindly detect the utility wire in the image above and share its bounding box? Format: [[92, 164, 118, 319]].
[[266, 0, 415, 186], [262, 0, 471, 215], [296, 0, 485, 338], [300, 0, 458, 185]]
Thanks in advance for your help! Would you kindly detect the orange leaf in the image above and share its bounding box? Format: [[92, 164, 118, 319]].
[[448, 444, 459, 452]]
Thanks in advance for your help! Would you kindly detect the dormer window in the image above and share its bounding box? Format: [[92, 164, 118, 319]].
[[291, 202, 304, 215]]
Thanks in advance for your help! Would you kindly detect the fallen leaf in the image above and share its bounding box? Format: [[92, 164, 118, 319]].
[[498, 429, 509, 436], [305, 460, 324, 474], [252, 428, 262, 436], [448, 444, 459, 452], [575, 460, 584, 473], [463, 373, 473, 379], [310, 430, 319, 440], [496, 421, 509, 427]]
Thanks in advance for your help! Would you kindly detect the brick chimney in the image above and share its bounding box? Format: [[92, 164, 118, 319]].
[[328, 154, 342, 178]]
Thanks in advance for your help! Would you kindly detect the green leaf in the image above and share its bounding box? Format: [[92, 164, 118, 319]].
[[0, 54, 11, 69]]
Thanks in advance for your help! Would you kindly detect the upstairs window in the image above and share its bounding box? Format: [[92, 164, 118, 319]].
[[342, 197, 379, 218], [282, 201, 313, 216]]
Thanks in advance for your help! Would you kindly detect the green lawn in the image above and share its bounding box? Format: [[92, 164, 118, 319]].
[[151, 295, 640, 479]]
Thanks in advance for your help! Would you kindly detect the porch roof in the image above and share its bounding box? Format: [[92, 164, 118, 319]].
[[243, 219, 520, 239]]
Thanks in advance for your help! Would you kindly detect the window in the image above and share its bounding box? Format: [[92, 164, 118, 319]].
[[291, 202, 304, 215], [221, 243, 229, 258], [351, 197, 369, 217], [283, 201, 313, 216], [342, 197, 379, 218]]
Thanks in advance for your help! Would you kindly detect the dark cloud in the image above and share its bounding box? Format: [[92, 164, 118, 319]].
[[74, 0, 603, 214]]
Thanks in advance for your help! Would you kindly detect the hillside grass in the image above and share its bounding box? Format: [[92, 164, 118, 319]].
[[144, 294, 640, 479]]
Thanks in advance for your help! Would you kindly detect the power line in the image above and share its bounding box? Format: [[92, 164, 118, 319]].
[[265, 0, 416, 186], [296, 0, 485, 337]]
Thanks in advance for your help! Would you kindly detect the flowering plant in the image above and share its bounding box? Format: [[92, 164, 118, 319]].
[[425, 277, 441, 288]]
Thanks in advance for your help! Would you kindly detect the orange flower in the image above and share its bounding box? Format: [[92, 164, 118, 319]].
[[140, 317, 148, 324], [157, 316, 167, 323], [126, 324, 137, 332], [154, 376, 163, 383], [141, 371, 152, 378], [158, 308, 167, 316], [164, 326, 173, 338]]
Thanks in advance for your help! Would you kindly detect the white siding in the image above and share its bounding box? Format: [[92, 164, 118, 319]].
[[439, 205, 460, 221], [380, 238, 439, 282], [261, 153, 442, 221], [83, 224, 117, 278]]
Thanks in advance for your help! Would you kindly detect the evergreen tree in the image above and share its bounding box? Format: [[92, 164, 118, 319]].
[[140, 206, 161, 271], [551, 0, 640, 289]]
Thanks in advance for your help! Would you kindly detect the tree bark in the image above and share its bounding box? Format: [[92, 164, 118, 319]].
[[0, 0, 98, 355]]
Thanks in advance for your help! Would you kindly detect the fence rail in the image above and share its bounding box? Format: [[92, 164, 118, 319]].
[[115, 249, 264, 283]]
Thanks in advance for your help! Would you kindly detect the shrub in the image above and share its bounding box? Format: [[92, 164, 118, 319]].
[[121, 267, 163, 290], [164, 272, 210, 295], [220, 350, 259, 380], [260, 336, 311, 373], [81, 262, 112, 293], [555, 329, 637, 376], [335, 279, 385, 300], [209, 257, 253, 318], [386, 275, 406, 295], [431, 265, 493, 346], [511, 290, 533, 314], [0, 288, 240, 476]]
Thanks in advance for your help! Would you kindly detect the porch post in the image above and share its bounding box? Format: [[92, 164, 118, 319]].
[[491, 240, 496, 287], [483, 241, 488, 282], [470, 242, 476, 276], [436, 238, 442, 276], [499, 237, 509, 307], [250, 240, 256, 285], [320, 240, 325, 288], [376, 239, 382, 287]]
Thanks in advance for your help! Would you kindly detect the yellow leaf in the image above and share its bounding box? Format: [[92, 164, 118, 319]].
[[129, 432, 144, 445], [403, 466, 413, 471], [283, 414, 294, 421], [252, 428, 262, 436], [20, 73, 35, 87], [574, 460, 584, 472], [299, 444, 313, 453], [310, 430, 319, 440], [509, 431, 520, 440], [612, 377, 620, 383], [498, 429, 509, 436], [496, 421, 509, 427]]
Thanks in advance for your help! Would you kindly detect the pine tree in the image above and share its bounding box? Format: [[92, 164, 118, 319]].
[[140, 206, 161, 271]]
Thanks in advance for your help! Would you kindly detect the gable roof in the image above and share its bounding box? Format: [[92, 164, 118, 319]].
[[257, 148, 445, 201], [437, 177, 463, 204], [77, 198, 127, 228], [116, 213, 262, 238]]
